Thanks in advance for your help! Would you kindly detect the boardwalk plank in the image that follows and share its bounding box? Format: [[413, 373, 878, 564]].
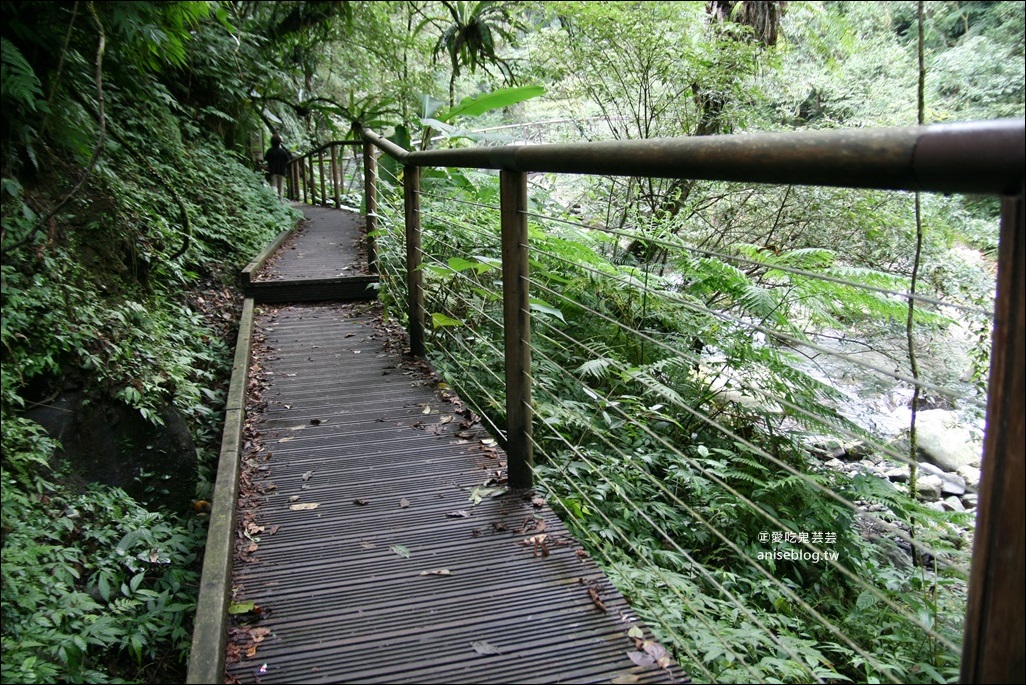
[[212, 206, 685, 684]]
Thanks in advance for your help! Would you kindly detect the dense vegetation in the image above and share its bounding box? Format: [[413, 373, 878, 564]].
[[2, 1, 1022, 683]]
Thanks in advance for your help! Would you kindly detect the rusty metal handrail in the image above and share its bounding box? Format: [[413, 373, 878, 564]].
[[365, 119, 1023, 194]]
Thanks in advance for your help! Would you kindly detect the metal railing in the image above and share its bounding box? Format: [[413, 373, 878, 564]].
[[353, 119, 1023, 684]]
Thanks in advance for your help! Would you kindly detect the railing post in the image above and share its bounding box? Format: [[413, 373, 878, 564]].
[[961, 183, 1025, 684], [500, 169, 533, 489], [301, 158, 309, 205], [363, 141, 379, 273], [318, 149, 326, 206], [331, 144, 341, 208], [404, 165, 425, 357], [308, 157, 317, 205]]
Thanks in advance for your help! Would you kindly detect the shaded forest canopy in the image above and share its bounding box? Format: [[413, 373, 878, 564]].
[[1, 2, 1023, 683]]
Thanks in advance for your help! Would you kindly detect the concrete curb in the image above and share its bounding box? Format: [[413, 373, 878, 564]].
[[186, 297, 255, 684]]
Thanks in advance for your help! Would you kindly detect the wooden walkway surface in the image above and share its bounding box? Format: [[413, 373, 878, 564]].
[[215, 206, 685, 684], [240, 204, 377, 303]]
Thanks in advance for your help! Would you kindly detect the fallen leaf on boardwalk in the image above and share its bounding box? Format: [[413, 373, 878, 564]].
[[627, 651, 655, 668], [588, 585, 607, 612], [439, 415, 453, 424], [353, 498, 370, 506], [353, 349, 361, 354], [359, 541, 376, 549], [400, 498, 410, 509], [531, 497, 546, 508], [289, 503, 319, 511], [627, 625, 645, 640], [610, 675, 640, 684], [446, 510, 471, 518], [470, 640, 502, 655], [246, 645, 258, 658], [246, 522, 265, 534], [284, 404, 292, 409], [390, 544, 411, 559], [228, 601, 256, 614], [250, 627, 271, 643], [268, 525, 281, 535], [480, 438, 496, 446], [642, 640, 673, 668], [278, 437, 294, 443], [246, 543, 259, 553], [419, 569, 452, 576], [421, 405, 431, 414], [469, 486, 507, 504], [310, 418, 322, 425], [287, 495, 300, 503], [302, 470, 314, 481]]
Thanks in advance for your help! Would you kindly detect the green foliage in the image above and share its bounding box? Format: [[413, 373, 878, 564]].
[[1, 6, 300, 680], [1, 482, 202, 684]]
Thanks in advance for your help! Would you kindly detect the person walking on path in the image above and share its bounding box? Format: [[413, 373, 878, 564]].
[[264, 132, 291, 199]]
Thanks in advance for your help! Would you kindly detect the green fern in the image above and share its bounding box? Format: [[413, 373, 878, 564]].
[[0, 37, 46, 112]]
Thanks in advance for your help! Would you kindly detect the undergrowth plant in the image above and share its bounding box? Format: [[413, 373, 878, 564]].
[[2, 86, 297, 684]]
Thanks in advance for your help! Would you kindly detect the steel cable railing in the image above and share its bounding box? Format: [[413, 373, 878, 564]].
[[527, 316, 965, 645], [360, 119, 1023, 685], [374, 185, 967, 679], [525, 241, 984, 459], [380, 179, 969, 676]]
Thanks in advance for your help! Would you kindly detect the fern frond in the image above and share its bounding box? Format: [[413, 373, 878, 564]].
[[1, 38, 46, 112]]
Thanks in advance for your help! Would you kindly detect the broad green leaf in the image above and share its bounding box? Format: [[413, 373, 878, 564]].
[[228, 601, 255, 615], [436, 86, 546, 122], [431, 312, 464, 327], [529, 298, 565, 321]]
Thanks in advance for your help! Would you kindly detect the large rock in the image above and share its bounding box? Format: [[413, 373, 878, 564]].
[[914, 409, 982, 473], [915, 474, 944, 501], [24, 391, 198, 512]]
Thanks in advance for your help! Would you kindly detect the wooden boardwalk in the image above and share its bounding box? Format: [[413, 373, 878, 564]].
[[240, 204, 377, 303], [204, 206, 685, 684]]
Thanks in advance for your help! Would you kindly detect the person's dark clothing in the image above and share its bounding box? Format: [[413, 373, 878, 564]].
[[264, 143, 291, 176]]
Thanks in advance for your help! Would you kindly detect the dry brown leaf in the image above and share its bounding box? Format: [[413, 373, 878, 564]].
[[627, 651, 654, 667], [289, 502, 319, 511], [250, 627, 271, 643], [400, 498, 411, 509], [419, 569, 453, 576]]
